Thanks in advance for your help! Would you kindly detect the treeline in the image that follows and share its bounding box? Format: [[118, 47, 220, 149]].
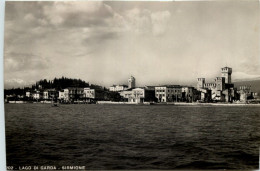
[[34, 77, 91, 90], [4, 87, 31, 97]]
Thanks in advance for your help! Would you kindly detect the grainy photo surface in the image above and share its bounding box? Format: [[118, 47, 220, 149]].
[[3, 1, 260, 170]]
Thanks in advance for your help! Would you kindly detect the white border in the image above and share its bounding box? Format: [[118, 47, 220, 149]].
[[0, 0, 6, 171], [0, 1, 259, 171]]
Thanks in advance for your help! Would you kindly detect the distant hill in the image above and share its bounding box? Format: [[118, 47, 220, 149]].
[[233, 79, 260, 94]]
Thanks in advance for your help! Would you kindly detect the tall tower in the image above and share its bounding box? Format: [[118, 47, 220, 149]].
[[215, 77, 225, 91], [128, 76, 135, 89], [221, 67, 232, 84], [197, 78, 205, 89]]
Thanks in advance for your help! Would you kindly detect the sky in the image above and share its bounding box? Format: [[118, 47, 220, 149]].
[[3, 1, 260, 89]]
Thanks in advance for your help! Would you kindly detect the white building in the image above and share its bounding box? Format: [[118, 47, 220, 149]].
[[84, 88, 95, 99], [43, 91, 48, 99], [63, 89, 69, 101], [25, 92, 31, 98], [120, 88, 144, 103], [58, 90, 65, 100], [120, 87, 155, 103], [120, 90, 133, 99], [43, 89, 56, 100], [59, 87, 95, 101], [32, 91, 40, 100], [130, 88, 145, 103], [109, 85, 128, 92]]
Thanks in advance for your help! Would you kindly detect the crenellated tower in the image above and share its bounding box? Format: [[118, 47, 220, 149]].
[[221, 67, 232, 84], [215, 77, 225, 91], [197, 78, 205, 89]]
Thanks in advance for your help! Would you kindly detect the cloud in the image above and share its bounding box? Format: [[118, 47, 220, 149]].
[[4, 79, 34, 89], [43, 2, 115, 27], [4, 52, 50, 72], [123, 8, 171, 36], [151, 11, 171, 36]]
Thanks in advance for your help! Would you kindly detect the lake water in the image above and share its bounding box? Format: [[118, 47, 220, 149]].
[[4, 104, 260, 170]]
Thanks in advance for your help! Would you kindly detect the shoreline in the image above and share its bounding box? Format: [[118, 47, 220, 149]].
[[167, 102, 260, 106], [5, 101, 260, 106]]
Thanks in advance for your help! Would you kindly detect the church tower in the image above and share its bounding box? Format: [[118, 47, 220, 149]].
[[128, 76, 135, 89]]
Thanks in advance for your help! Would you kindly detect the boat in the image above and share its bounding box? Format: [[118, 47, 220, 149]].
[[52, 102, 59, 107], [51, 98, 59, 107]]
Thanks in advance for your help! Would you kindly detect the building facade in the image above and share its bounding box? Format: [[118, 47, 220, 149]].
[[59, 87, 96, 102], [43, 89, 56, 100], [155, 85, 182, 102], [238, 85, 252, 102], [120, 87, 155, 103], [109, 85, 128, 92], [181, 86, 195, 102], [83, 88, 95, 99]]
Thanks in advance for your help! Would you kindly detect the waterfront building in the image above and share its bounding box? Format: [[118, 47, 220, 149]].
[[120, 87, 155, 103], [144, 86, 156, 91], [119, 90, 133, 99], [251, 92, 260, 102], [181, 86, 195, 102], [83, 88, 95, 99], [32, 91, 40, 100], [43, 89, 56, 100], [200, 89, 211, 102], [252, 92, 259, 99], [130, 88, 145, 103], [25, 91, 31, 98], [128, 76, 136, 89], [238, 86, 252, 102], [63, 89, 69, 101], [58, 90, 65, 100], [43, 91, 48, 99], [62, 87, 84, 102], [155, 85, 182, 102], [197, 67, 235, 102], [109, 85, 128, 92], [59, 87, 96, 102]]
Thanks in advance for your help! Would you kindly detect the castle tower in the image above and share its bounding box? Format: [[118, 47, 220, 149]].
[[221, 67, 232, 84], [197, 78, 205, 89], [215, 77, 225, 91], [128, 76, 135, 89]]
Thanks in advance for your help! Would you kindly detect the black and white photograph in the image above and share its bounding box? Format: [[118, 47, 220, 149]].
[[3, 0, 260, 170]]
